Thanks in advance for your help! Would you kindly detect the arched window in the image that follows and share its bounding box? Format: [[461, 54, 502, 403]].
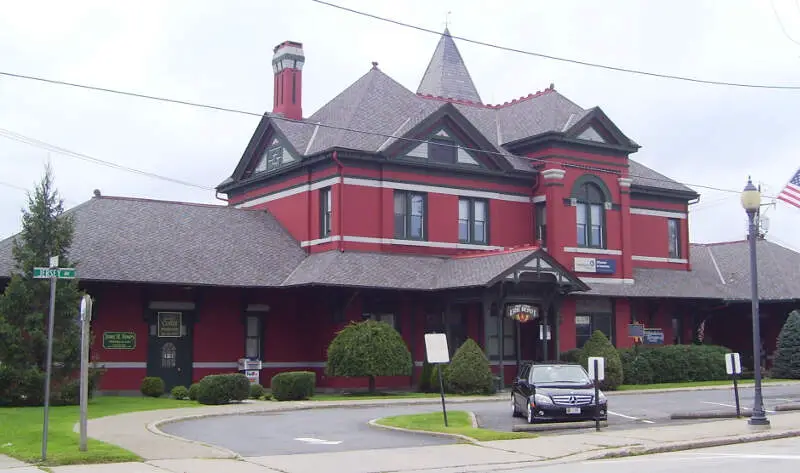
[[575, 182, 605, 248]]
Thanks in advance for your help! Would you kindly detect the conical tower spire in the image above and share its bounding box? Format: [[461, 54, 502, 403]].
[[417, 28, 482, 104]]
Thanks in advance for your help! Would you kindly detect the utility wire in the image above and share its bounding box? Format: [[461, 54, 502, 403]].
[[0, 72, 778, 198], [309, 0, 800, 91], [771, 0, 800, 47], [0, 128, 213, 191]]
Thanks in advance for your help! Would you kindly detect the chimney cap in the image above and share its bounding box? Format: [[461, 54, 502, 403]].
[[273, 40, 304, 53]]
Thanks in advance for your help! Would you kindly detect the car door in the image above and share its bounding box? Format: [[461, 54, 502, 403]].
[[512, 364, 531, 409]]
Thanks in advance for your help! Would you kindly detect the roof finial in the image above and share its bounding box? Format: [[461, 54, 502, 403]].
[[444, 11, 452, 32]]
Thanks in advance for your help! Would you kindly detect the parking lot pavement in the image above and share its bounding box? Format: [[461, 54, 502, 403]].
[[160, 384, 800, 456]]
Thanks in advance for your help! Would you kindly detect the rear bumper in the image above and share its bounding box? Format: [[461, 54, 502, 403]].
[[529, 403, 607, 422]]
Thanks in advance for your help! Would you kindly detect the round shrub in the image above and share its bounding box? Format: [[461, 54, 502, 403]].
[[271, 371, 316, 401], [578, 330, 624, 390], [140, 377, 165, 398], [625, 355, 654, 385], [560, 348, 583, 364], [326, 320, 412, 392], [171, 385, 189, 400], [196, 375, 231, 405], [772, 310, 800, 380], [228, 373, 251, 402], [443, 338, 494, 395], [188, 383, 200, 401], [249, 383, 266, 399]]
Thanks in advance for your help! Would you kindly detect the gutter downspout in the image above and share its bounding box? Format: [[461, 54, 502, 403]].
[[331, 150, 345, 252], [306, 167, 312, 254]]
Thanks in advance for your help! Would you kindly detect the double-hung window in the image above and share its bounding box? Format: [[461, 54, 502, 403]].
[[394, 191, 426, 240], [458, 198, 488, 244], [245, 315, 262, 359], [534, 202, 547, 246], [320, 187, 332, 238], [575, 182, 606, 248], [668, 218, 681, 258]]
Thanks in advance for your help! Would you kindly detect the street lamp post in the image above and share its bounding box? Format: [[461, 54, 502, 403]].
[[740, 177, 769, 427]]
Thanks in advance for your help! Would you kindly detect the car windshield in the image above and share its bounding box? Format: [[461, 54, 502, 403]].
[[529, 365, 590, 384]]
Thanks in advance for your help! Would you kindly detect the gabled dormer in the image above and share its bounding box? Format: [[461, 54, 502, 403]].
[[384, 103, 511, 172], [563, 107, 639, 153], [251, 136, 297, 175]]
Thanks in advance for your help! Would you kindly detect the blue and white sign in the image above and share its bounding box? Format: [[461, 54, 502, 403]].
[[595, 259, 617, 274]]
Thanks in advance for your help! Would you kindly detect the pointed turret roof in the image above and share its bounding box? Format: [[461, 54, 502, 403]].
[[416, 28, 482, 104]]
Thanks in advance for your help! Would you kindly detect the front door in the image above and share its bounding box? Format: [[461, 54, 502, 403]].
[[147, 311, 193, 391]]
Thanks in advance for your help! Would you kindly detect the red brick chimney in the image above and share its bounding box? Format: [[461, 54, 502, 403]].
[[272, 40, 304, 120]]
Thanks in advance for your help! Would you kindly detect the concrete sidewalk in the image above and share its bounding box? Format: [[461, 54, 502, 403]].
[[7, 411, 800, 473]]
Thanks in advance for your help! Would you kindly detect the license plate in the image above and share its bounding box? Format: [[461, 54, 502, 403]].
[[566, 407, 581, 414]]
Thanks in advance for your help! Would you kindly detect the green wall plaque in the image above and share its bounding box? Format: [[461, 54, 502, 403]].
[[103, 332, 136, 350]]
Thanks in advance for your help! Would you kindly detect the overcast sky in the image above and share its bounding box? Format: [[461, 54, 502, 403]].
[[0, 0, 798, 252]]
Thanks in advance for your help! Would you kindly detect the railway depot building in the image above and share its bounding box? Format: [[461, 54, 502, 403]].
[[1, 31, 799, 392]]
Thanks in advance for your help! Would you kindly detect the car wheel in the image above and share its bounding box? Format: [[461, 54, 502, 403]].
[[511, 394, 521, 417]]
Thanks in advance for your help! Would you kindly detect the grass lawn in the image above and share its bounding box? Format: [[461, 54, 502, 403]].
[[375, 410, 535, 442], [0, 396, 200, 466], [618, 378, 796, 391]]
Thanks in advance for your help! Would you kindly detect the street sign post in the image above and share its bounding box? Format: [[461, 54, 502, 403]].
[[79, 294, 92, 452], [424, 333, 450, 427], [35, 257, 77, 461], [725, 352, 743, 417], [588, 356, 606, 432]]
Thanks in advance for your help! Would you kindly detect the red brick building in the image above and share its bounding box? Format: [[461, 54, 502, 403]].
[[1, 31, 798, 392]]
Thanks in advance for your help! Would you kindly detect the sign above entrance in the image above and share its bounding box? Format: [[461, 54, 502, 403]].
[[506, 304, 539, 323], [157, 312, 182, 338], [102, 332, 136, 350], [573, 257, 616, 274]]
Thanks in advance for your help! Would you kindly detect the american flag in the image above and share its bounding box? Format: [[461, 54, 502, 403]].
[[777, 167, 800, 209]]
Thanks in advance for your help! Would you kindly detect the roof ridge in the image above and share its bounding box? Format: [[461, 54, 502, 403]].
[[416, 87, 557, 109], [92, 195, 232, 210]]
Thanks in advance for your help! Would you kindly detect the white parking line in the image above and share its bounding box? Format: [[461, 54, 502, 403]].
[[294, 437, 342, 445], [607, 410, 656, 423], [702, 401, 777, 414]]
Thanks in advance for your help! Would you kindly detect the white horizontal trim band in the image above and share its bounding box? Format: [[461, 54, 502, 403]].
[[582, 277, 635, 284], [300, 235, 341, 247], [235, 176, 340, 209], [630, 208, 687, 219], [342, 177, 532, 203], [563, 247, 623, 255], [92, 362, 146, 369], [532, 195, 546, 203], [92, 361, 331, 369], [343, 235, 504, 250], [632, 255, 688, 263]]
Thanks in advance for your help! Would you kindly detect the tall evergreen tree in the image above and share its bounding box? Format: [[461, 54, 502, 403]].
[[772, 310, 800, 380], [0, 165, 83, 406]]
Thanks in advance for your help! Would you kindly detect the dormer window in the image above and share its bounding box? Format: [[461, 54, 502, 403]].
[[428, 137, 456, 164], [254, 145, 284, 174]]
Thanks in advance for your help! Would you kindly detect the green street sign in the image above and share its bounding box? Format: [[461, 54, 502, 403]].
[[102, 332, 136, 350], [33, 267, 76, 279]]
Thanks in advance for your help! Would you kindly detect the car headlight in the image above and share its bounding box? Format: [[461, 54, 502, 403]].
[[597, 391, 607, 403], [533, 393, 552, 406]]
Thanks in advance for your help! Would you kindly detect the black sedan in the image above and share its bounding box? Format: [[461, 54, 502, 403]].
[[511, 362, 608, 424]]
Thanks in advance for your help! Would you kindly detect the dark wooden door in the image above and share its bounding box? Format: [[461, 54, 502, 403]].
[[147, 311, 193, 391]]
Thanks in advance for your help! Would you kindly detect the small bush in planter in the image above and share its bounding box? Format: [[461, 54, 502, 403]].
[[171, 385, 189, 400], [271, 371, 316, 401], [140, 377, 165, 397]]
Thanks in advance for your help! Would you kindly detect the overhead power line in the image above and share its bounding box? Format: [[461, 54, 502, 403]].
[[0, 128, 213, 191], [0, 72, 776, 198], [309, 0, 800, 91]]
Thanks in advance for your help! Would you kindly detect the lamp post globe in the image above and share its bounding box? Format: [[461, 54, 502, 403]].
[[741, 176, 769, 427]]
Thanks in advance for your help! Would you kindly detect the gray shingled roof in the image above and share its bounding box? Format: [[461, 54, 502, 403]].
[[0, 196, 307, 287], [416, 28, 482, 104], [585, 240, 800, 301], [628, 159, 697, 195]]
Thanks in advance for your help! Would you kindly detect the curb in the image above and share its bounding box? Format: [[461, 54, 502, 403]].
[[590, 429, 800, 461], [670, 411, 752, 420], [775, 403, 800, 412], [607, 381, 800, 396], [366, 415, 479, 444], [512, 420, 608, 433]]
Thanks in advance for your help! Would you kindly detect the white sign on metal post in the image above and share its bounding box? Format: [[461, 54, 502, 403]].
[[49, 256, 59, 268], [725, 352, 742, 375], [424, 333, 450, 364], [588, 356, 605, 381]]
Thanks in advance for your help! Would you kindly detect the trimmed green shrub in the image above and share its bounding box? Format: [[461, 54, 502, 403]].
[[417, 359, 434, 393], [579, 330, 624, 390], [625, 355, 654, 385], [196, 375, 230, 405], [443, 338, 494, 395], [326, 320, 413, 392], [140, 377, 165, 398], [271, 371, 316, 401], [188, 383, 200, 401], [229, 373, 251, 402], [632, 344, 730, 384], [249, 383, 266, 399], [772, 310, 800, 379], [171, 385, 189, 400], [560, 348, 583, 364]]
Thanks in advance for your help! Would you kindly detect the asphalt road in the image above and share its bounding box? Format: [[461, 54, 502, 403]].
[[494, 436, 800, 472], [160, 384, 800, 456]]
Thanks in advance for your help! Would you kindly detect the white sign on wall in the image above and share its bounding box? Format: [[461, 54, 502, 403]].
[[574, 257, 596, 273], [425, 333, 450, 364], [725, 352, 742, 375]]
